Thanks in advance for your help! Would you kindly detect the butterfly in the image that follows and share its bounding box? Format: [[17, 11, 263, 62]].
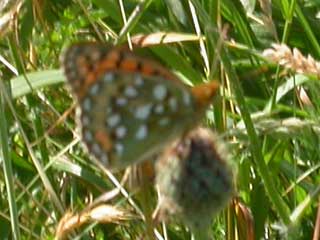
[[61, 42, 219, 170]]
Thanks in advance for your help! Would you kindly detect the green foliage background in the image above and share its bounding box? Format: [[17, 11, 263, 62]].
[[0, 0, 320, 239]]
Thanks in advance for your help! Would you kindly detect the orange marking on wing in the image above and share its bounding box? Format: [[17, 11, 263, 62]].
[[95, 131, 112, 151], [77, 52, 121, 98], [99, 60, 117, 70], [138, 58, 180, 82], [191, 81, 220, 108], [161, 70, 177, 81], [86, 73, 98, 85], [94, 50, 121, 74], [120, 58, 138, 71], [107, 50, 121, 62], [141, 62, 156, 75], [76, 73, 97, 99]]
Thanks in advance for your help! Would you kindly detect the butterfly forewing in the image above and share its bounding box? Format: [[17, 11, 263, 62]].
[[62, 42, 218, 170], [80, 70, 197, 169]]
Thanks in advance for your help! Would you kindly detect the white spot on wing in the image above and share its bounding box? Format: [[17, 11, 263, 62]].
[[83, 129, 93, 142], [153, 84, 167, 101], [103, 73, 114, 83], [81, 115, 90, 126], [134, 74, 144, 86], [107, 114, 120, 128], [135, 104, 152, 120], [136, 125, 148, 140], [101, 154, 109, 165], [116, 97, 127, 106], [89, 83, 99, 96], [183, 90, 191, 106], [115, 126, 127, 139], [169, 97, 178, 111], [154, 104, 164, 114], [124, 86, 138, 98], [115, 143, 124, 155], [82, 98, 91, 111], [92, 143, 102, 155], [158, 118, 170, 126]]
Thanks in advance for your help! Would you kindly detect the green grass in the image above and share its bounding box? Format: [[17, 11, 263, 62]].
[[1, 0, 320, 239]]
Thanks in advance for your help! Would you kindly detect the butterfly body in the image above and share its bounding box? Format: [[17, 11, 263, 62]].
[[62, 43, 219, 170]]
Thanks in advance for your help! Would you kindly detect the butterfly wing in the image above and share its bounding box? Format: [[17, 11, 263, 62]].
[[62, 43, 218, 170]]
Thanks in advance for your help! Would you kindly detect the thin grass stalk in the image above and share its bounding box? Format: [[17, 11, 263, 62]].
[[222, 0, 254, 48], [268, 64, 281, 110], [188, 0, 210, 77], [0, 212, 40, 238], [138, 181, 155, 240], [220, 47, 291, 225], [313, 198, 320, 240], [6, 37, 65, 214], [267, 0, 296, 109], [290, 184, 320, 223], [190, 0, 291, 225], [75, 0, 104, 42], [0, 85, 21, 239], [192, 229, 210, 240], [269, 0, 294, 109], [280, 0, 296, 43], [269, 0, 305, 110], [29, 96, 50, 166], [295, 3, 320, 56], [118, 0, 132, 49], [116, 0, 153, 45], [0, 77, 64, 213], [226, 205, 234, 240], [14, 139, 79, 207]]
